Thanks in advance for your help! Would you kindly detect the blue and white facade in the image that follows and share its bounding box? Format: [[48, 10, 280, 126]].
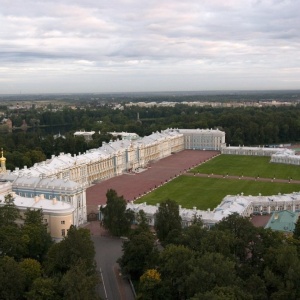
[[0, 180, 86, 241]]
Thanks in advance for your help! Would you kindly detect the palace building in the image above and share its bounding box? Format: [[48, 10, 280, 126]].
[[5, 128, 224, 187], [1, 128, 298, 238], [0, 128, 224, 239]]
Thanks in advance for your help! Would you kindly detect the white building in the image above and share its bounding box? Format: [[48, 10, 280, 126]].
[[7, 128, 188, 186], [74, 130, 95, 142], [221, 146, 300, 166], [178, 128, 226, 150], [124, 191, 300, 228], [108, 131, 139, 140], [221, 146, 287, 156], [271, 149, 300, 165], [7, 128, 225, 187]]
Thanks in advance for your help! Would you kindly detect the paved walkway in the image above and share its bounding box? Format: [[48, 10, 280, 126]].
[[84, 220, 111, 237]]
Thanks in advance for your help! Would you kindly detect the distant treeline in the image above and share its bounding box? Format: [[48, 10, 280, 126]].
[[1, 89, 300, 103]]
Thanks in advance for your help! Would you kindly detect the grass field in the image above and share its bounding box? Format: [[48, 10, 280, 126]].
[[136, 154, 300, 210], [191, 155, 300, 180], [136, 176, 300, 210]]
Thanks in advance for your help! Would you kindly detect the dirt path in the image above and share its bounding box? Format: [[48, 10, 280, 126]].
[[184, 172, 300, 184]]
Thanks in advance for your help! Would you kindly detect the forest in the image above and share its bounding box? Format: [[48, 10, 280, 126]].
[[0, 102, 299, 170], [102, 195, 300, 300], [0, 196, 100, 300]]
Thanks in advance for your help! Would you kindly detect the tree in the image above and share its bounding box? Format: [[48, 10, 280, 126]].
[[4, 193, 14, 204], [154, 199, 182, 245], [22, 209, 53, 261], [263, 244, 300, 299], [159, 244, 195, 299], [0, 196, 19, 227], [215, 213, 258, 262], [178, 220, 207, 252], [138, 269, 165, 300], [24, 208, 45, 226], [100, 189, 134, 236], [185, 252, 238, 297], [293, 217, 300, 239], [244, 274, 267, 300], [135, 210, 150, 234], [0, 224, 26, 260], [25, 150, 46, 166], [190, 286, 252, 300], [118, 230, 159, 280], [0, 256, 25, 299], [200, 229, 234, 258], [19, 258, 42, 291], [26, 277, 59, 300], [60, 259, 100, 300], [45, 226, 95, 276]]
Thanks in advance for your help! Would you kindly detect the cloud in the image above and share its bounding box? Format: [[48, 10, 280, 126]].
[[0, 0, 299, 93]]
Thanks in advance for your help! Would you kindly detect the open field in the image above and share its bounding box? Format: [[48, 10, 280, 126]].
[[136, 176, 300, 210], [191, 155, 300, 180]]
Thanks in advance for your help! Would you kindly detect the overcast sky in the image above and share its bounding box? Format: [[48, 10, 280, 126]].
[[0, 0, 299, 94]]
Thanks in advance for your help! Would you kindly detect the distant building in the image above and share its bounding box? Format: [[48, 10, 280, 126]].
[[108, 131, 139, 140], [74, 130, 95, 142], [20, 119, 28, 131], [53, 132, 66, 139], [0, 118, 12, 132], [221, 145, 288, 156], [271, 149, 300, 166], [222, 146, 300, 166]]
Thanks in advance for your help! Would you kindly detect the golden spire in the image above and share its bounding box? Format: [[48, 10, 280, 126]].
[[0, 148, 6, 162]]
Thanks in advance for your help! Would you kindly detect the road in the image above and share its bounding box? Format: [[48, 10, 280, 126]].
[[93, 234, 135, 300]]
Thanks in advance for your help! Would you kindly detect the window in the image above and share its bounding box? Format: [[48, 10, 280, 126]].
[[61, 220, 65, 224], [44, 219, 48, 224], [61, 229, 65, 237]]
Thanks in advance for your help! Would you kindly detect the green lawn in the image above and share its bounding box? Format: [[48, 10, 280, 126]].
[[191, 155, 300, 180], [136, 176, 300, 210]]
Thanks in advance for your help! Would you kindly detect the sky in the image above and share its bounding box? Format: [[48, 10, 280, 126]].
[[0, 0, 300, 94]]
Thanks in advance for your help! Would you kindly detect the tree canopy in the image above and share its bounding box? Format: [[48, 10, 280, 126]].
[[100, 189, 134, 236], [119, 209, 300, 300], [154, 199, 182, 245], [0, 203, 99, 299]]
